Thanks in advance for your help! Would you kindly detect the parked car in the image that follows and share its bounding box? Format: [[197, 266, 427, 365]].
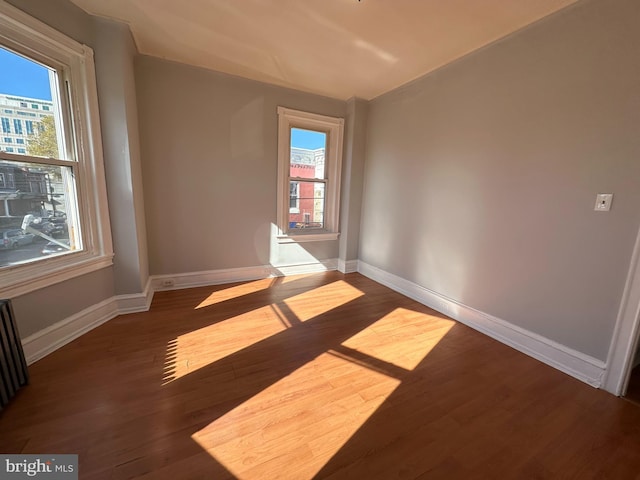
[[0, 229, 35, 249], [29, 216, 68, 239], [41, 240, 70, 255]]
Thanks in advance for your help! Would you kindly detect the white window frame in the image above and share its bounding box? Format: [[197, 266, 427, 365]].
[[0, 2, 113, 298], [276, 107, 343, 243]]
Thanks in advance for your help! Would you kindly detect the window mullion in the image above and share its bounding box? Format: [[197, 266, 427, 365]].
[[0, 151, 75, 168], [289, 176, 327, 183]]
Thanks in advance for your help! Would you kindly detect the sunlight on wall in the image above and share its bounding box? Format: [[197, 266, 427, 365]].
[[191, 307, 454, 479], [342, 308, 454, 371], [283, 280, 364, 322]]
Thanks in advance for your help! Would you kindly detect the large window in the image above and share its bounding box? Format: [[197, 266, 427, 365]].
[[276, 107, 344, 242], [0, 3, 112, 298]]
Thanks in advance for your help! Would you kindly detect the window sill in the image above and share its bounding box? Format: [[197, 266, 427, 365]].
[[277, 232, 339, 244], [0, 253, 114, 299]]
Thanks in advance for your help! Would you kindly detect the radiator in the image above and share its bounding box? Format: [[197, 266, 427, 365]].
[[0, 299, 28, 410]]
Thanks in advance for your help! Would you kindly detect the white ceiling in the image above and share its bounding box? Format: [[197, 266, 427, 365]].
[[70, 0, 578, 101]]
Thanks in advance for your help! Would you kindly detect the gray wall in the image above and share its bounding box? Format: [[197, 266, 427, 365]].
[[94, 18, 149, 295], [12, 269, 115, 337], [135, 56, 346, 275], [5, 0, 146, 334], [360, 0, 640, 361], [339, 98, 368, 267]]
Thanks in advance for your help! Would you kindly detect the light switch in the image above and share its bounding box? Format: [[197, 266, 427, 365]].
[[594, 193, 613, 212]]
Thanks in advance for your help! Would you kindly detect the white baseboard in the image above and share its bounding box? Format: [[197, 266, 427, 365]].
[[22, 297, 119, 365], [358, 261, 606, 388], [150, 265, 273, 291], [272, 259, 338, 276], [151, 259, 339, 291], [116, 277, 154, 313], [22, 278, 154, 365], [338, 259, 359, 274]]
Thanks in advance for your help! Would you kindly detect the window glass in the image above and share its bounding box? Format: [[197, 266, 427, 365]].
[[0, 46, 78, 268], [288, 128, 327, 231]]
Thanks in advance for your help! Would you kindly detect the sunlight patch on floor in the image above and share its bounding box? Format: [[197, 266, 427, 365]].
[[192, 307, 453, 479], [192, 351, 401, 479], [163, 305, 287, 384], [166, 281, 364, 385], [342, 308, 455, 371], [275, 273, 318, 284], [283, 280, 364, 322], [195, 278, 276, 309]]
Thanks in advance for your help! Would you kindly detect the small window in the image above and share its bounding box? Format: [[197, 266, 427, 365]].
[[16, 138, 23, 144], [31, 104, 38, 109], [17, 148, 25, 154], [1, 118, 9, 133], [42, 105, 49, 111], [277, 107, 344, 242], [12, 119, 22, 135], [5, 147, 13, 152], [3, 137, 11, 143]]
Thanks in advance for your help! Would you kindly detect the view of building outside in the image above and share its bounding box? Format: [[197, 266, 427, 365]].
[[0, 47, 73, 267], [0, 93, 55, 155], [289, 128, 327, 231]]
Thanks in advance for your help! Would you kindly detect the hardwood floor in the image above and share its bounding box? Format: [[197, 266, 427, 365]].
[[1, 272, 640, 479]]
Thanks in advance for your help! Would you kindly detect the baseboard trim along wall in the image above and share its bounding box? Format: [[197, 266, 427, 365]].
[[116, 277, 154, 313], [150, 260, 339, 291], [357, 261, 607, 388], [22, 297, 119, 365], [24, 259, 605, 389], [22, 260, 340, 364], [338, 259, 359, 274]]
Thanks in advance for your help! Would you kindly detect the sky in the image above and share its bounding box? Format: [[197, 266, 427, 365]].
[[0, 47, 53, 101], [291, 128, 326, 150]]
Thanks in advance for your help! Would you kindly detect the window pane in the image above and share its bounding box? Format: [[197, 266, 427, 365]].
[[0, 47, 61, 159], [0, 160, 80, 268], [290, 128, 326, 180], [288, 181, 325, 230], [289, 181, 299, 210]]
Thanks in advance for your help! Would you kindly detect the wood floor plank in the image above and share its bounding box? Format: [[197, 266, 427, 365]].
[[1, 272, 639, 479]]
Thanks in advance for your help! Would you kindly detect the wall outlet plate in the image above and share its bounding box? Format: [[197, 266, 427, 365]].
[[594, 193, 613, 212]]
